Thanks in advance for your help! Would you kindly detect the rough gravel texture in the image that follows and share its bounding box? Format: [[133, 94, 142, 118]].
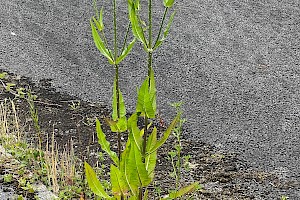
[[1, 0, 300, 198]]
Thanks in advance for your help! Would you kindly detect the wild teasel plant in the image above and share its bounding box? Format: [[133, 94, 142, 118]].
[[91, 0, 136, 159], [85, 0, 199, 199]]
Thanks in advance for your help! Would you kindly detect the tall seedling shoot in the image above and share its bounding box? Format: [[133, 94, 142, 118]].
[[85, 0, 199, 199], [91, 0, 135, 159]]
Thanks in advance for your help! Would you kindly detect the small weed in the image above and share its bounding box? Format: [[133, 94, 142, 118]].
[[3, 173, 13, 183]]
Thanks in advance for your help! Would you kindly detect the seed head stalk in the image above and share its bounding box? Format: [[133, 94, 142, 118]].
[[112, 0, 122, 163], [112, 3, 124, 200]]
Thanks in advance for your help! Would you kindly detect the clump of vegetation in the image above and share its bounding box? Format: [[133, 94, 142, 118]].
[[0, 74, 90, 199], [84, 0, 199, 199]]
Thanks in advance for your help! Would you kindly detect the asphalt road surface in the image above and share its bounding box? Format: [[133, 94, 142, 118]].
[[1, 0, 300, 197]]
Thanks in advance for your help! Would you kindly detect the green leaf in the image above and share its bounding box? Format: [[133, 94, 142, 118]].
[[136, 77, 155, 118], [163, 0, 175, 8], [145, 127, 157, 179], [99, 7, 104, 29], [0, 72, 7, 79], [116, 38, 136, 64], [93, 16, 103, 32], [106, 116, 127, 133], [163, 11, 176, 38], [132, 143, 151, 186], [147, 115, 179, 155], [110, 165, 130, 197], [91, 19, 114, 64], [128, 1, 147, 46], [153, 11, 175, 50], [168, 182, 199, 199], [153, 40, 163, 50], [128, 113, 143, 151], [112, 78, 126, 121], [84, 162, 111, 198], [5, 83, 16, 92], [96, 118, 119, 166], [124, 143, 140, 195], [143, 189, 149, 200]]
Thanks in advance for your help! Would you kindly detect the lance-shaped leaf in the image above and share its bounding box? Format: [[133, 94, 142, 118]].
[[132, 142, 151, 186], [163, 0, 175, 8], [91, 19, 114, 64], [128, 113, 143, 151], [136, 77, 155, 118], [99, 7, 104, 29], [153, 11, 176, 50], [124, 143, 140, 194], [128, 1, 147, 46], [84, 162, 111, 199], [165, 182, 200, 199], [105, 116, 127, 133], [147, 115, 179, 155], [110, 165, 130, 197], [116, 38, 136, 64], [145, 127, 157, 179], [96, 118, 119, 166], [164, 11, 175, 39], [112, 78, 126, 121]]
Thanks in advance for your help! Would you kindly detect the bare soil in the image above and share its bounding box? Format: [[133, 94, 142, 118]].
[[0, 70, 299, 199]]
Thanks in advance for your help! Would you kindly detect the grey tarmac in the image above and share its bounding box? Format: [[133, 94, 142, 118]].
[[1, 0, 300, 198]]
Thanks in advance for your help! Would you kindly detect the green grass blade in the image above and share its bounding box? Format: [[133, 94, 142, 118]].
[[96, 118, 119, 166], [84, 162, 111, 198]]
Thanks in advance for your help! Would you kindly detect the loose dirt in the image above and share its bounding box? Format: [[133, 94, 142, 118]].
[[0, 70, 299, 199]]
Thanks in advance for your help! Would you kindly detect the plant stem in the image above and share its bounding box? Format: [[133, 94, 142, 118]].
[[148, 0, 152, 49], [154, 7, 168, 47], [143, 116, 148, 157], [113, 2, 123, 199], [113, 0, 118, 61], [115, 67, 121, 161], [121, 23, 131, 53]]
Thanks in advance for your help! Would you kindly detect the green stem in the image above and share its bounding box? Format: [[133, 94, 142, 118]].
[[113, 0, 118, 61], [121, 23, 131, 53], [148, 0, 152, 49], [100, 31, 114, 60], [154, 7, 168, 47], [143, 116, 148, 157], [115, 67, 121, 160]]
